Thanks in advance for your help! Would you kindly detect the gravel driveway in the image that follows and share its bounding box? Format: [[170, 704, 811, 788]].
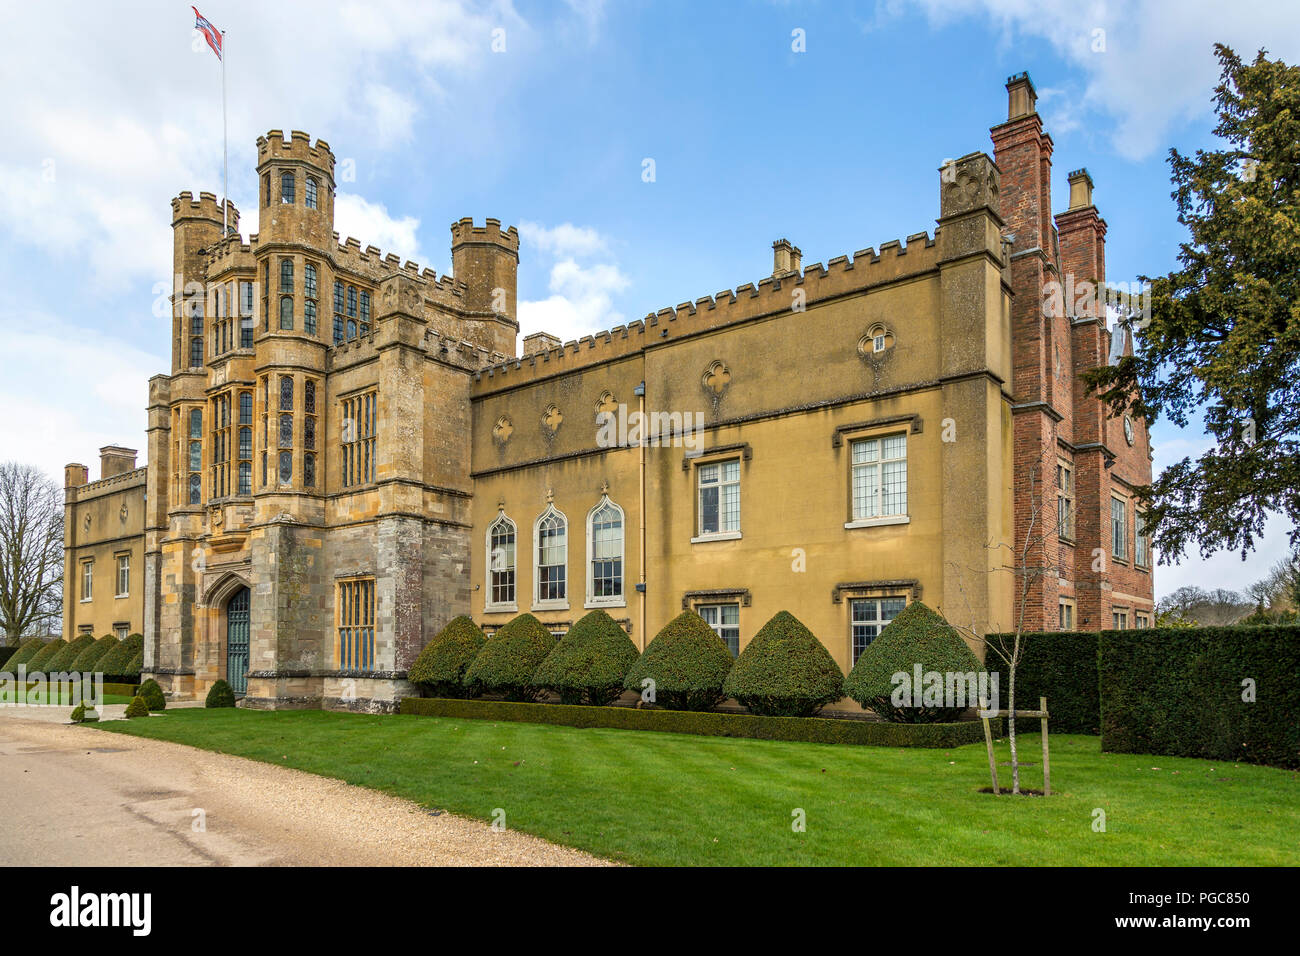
[[0, 714, 611, 866]]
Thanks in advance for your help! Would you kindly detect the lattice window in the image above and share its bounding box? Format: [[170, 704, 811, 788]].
[[850, 434, 907, 520], [340, 390, 377, 487], [697, 460, 740, 535], [337, 577, 375, 671]]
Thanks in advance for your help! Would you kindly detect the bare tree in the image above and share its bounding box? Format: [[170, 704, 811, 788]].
[[0, 462, 64, 644], [949, 435, 1066, 795], [1156, 585, 1253, 626]]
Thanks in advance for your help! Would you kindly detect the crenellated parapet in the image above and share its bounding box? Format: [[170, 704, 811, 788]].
[[450, 217, 519, 258], [471, 230, 940, 394], [256, 129, 335, 176], [171, 190, 239, 230]]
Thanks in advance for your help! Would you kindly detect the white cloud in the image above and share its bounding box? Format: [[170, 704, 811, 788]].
[[0, 0, 524, 286], [890, 0, 1300, 159], [518, 220, 610, 258], [517, 220, 628, 342], [333, 194, 425, 264], [0, 313, 164, 485]]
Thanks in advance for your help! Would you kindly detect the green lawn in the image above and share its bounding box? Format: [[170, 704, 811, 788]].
[[93, 709, 1299, 866]]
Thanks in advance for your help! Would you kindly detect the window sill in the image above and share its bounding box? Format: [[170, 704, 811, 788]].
[[844, 515, 910, 529], [531, 600, 569, 612], [79, 599, 92, 604], [585, 599, 627, 609], [483, 603, 518, 614], [115, 593, 129, 600], [691, 531, 742, 544]]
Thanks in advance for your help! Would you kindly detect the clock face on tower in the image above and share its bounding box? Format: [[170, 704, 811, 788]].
[[1123, 415, 1135, 446]]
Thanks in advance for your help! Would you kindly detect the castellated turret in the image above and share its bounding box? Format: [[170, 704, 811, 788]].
[[450, 217, 519, 358], [255, 130, 336, 248], [170, 191, 239, 374]]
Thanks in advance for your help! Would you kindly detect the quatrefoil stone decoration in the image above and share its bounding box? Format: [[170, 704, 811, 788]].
[[543, 404, 564, 433], [492, 416, 514, 443], [703, 360, 731, 396]]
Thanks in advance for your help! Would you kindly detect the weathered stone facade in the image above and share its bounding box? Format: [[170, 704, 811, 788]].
[[84, 72, 1151, 711]]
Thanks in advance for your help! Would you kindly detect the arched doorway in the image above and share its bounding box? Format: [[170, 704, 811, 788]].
[[226, 587, 250, 696]]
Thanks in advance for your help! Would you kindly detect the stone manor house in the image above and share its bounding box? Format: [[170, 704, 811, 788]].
[[63, 72, 1153, 711]]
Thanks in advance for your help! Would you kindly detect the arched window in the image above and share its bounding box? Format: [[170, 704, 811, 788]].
[[280, 171, 295, 204], [534, 506, 568, 607], [486, 512, 517, 610], [239, 392, 252, 424], [280, 258, 294, 292], [587, 496, 625, 605], [279, 296, 293, 330], [305, 176, 318, 209]]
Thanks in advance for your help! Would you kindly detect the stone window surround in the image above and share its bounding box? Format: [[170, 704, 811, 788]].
[[585, 495, 626, 609]]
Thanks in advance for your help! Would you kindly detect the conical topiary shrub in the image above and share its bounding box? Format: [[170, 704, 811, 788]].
[[463, 613, 558, 701], [407, 615, 487, 698], [70, 635, 120, 674], [124, 695, 150, 718], [98, 634, 144, 680], [2, 637, 45, 672], [45, 634, 98, 673], [205, 679, 237, 708], [534, 610, 639, 706], [723, 611, 844, 717], [137, 677, 167, 711], [623, 611, 735, 712], [843, 601, 983, 722], [122, 650, 144, 682], [25, 639, 67, 672]]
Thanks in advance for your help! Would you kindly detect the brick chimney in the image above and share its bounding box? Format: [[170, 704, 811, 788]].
[[99, 445, 138, 479], [772, 239, 801, 277]]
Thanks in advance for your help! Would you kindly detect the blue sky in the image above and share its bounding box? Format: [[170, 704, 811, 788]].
[[1, 0, 1296, 597]]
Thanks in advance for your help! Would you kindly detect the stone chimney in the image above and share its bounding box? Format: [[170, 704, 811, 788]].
[[99, 445, 138, 479], [772, 238, 801, 277], [522, 331, 562, 357], [1067, 168, 1094, 210], [1006, 71, 1037, 120], [64, 463, 88, 489]]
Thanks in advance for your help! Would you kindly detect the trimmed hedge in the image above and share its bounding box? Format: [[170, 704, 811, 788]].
[[70, 702, 99, 723], [463, 613, 557, 702], [137, 678, 166, 711], [407, 615, 487, 698], [0, 645, 18, 668], [534, 609, 639, 706], [623, 611, 735, 711], [69, 635, 120, 674], [400, 696, 995, 748], [25, 639, 67, 672], [3, 637, 46, 671], [983, 631, 1100, 735], [98, 634, 144, 681], [1099, 626, 1300, 769], [205, 679, 237, 708], [723, 611, 844, 717], [844, 601, 983, 722], [124, 695, 150, 718], [45, 635, 97, 673]]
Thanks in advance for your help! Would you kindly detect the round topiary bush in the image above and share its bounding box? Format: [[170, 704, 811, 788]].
[[45, 634, 97, 673], [623, 611, 736, 711], [723, 610, 844, 717], [25, 639, 67, 672], [98, 634, 144, 681], [3, 637, 45, 672], [842, 601, 984, 722], [69, 702, 98, 723], [70, 635, 120, 675], [137, 678, 167, 711], [407, 615, 487, 698], [124, 695, 150, 718], [463, 613, 558, 702], [534, 609, 640, 706], [205, 679, 237, 708], [122, 650, 144, 682]]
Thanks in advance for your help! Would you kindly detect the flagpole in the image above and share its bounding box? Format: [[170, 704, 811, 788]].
[[221, 29, 228, 236]]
